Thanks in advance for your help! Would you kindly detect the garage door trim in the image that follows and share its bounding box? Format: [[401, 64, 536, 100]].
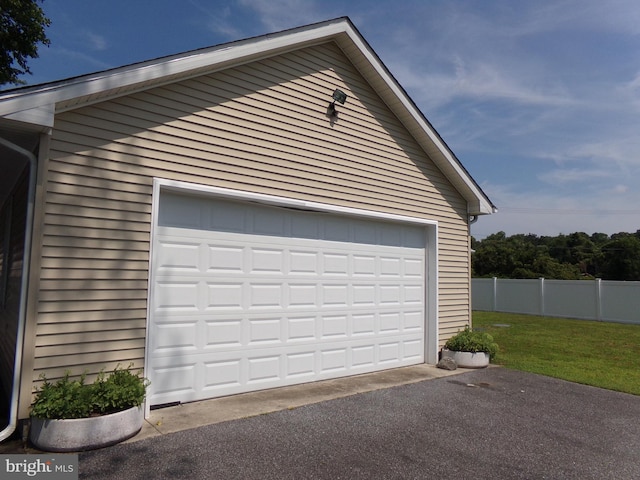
[[144, 178, 439, 415]]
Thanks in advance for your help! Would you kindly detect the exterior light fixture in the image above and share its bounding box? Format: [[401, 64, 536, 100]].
[[332, 89, 347, 104], [327, 89, 348, 119]]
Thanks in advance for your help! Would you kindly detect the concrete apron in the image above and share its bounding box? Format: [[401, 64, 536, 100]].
[[135, 364, 465, 443]]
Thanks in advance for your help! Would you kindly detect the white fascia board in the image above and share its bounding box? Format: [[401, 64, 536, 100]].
[[0, 20, 350, 126], [58, 21, 347, 101], [2, 104, 55, 128]]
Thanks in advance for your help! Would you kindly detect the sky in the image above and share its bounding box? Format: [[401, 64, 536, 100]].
[[9, 0, 640, 239]]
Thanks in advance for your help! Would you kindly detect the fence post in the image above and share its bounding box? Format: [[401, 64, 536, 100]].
[[492, 277, 497, 312], [539, 277, 545, 316], [595, 278, 602, 321]]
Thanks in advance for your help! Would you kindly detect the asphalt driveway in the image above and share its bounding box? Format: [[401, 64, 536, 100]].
[[78, 367, 640, 479]]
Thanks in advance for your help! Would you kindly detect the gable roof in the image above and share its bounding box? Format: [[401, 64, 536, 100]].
[[0, 17, 495, 215]]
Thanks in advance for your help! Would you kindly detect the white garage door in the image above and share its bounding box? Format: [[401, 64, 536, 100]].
[[147, 191, 427, 405]]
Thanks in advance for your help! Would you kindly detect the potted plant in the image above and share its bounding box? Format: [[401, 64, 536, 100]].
[[442, 326, 498, 368], [29, 364, 150, 452]]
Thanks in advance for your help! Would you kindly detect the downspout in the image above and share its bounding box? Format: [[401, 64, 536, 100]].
[[468, 214, 478, 326], [0, 136, 37, 442]]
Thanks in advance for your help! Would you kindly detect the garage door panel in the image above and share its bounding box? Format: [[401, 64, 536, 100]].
[[404, 285, 425, 304], [404, 311, 424, 330], [154, 281, 200, 311], [379, 342, 401, 363], [287, 315, 317, 341], [352, 345, 375, 367], [380, 312, 401, 333], [205, 360, 242, 390], [151, 321, 200, 353], [353, 284, 376, 305], [207, 282, 244, 309], [250, 247, 284, 273], [353, 255, 376, 276], [248, 317, 283, 345], [321, 315, 348, 338], [352, 313, 376, 335], [404, 339, 424, 359], [320, 348, 348, 373], [288, 283, 318, 307], [404, 258, 424, 277], [289, 250, 319, 274], [150, 362, 199, 404], [156, 241, 201, 271], [286, 352, 315, 377], [149, 194, 427, 405], [207, 319, 243, 347], [150, 334, 424, 404], [150, 307, 421, 351], [248, 355, 281, 383], [322, 284, 348, 307], [380, 257, 401, 276], [209, 245, 245, 272]]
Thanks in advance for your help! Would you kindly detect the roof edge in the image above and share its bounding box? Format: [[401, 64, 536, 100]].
[[335, 21, 496, 215], [0, 16, 495, 215]]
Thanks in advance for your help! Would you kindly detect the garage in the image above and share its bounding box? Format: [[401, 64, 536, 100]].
[[0, 17, 496, 436], [147, 186, 432, 405]]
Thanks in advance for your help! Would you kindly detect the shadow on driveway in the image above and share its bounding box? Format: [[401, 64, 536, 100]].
[[79, 368, 640, 479]]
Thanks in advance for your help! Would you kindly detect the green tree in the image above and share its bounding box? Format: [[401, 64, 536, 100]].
[[600, 235, 640, 280], [531, 254, 581, 280], [0, 0, 51, 86], [472, 232, 516, 277]]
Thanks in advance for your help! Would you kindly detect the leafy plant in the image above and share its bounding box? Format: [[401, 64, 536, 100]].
[[29, 372, 93, 419], [30, 364, 149, 419], [445, 326, 499, 359], [91, 364, 150, 415]]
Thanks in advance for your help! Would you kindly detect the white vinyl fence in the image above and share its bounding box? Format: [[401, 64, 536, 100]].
[[472, 278, 640, 325]]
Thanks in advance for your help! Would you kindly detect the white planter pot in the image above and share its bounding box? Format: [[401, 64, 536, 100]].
[[30, 405, 143, 452], [442, 349, 490, 369]]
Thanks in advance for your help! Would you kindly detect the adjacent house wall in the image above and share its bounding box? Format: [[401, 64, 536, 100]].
[[0, 165, 29, 406], [21, 41, 470, 415]]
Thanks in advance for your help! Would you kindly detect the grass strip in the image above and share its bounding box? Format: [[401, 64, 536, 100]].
[[472, 311, 640, 395]]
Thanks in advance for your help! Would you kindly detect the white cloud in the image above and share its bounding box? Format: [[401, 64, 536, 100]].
[[187, 1, 242, 39], [537, 138, 640, 170], [238, 0, 320, 31], [538, 168, 612, 186], [51, 47, 112, 71], [472, 179, 640, 238], [83, 31, 107, 51], [449, 58, 578, 107]]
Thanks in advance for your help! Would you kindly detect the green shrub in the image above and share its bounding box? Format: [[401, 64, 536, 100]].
[[445, 326, 499, 359], [91, 365, 150, 415], [31, 364, 149, 419], [29, 372, 93, 419]]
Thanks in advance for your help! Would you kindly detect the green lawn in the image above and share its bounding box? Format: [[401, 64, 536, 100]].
[[472, 311, 640, 396]]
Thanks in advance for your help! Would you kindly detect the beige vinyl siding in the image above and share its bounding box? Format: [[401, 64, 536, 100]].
[[34, 41, 470, 383]]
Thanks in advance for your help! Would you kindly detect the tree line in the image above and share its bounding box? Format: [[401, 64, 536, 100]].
[[471, 231, 640, 281]]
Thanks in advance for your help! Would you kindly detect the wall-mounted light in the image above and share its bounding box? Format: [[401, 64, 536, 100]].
[[332, 89, 347, 104], [327, 88, 348, 119]]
